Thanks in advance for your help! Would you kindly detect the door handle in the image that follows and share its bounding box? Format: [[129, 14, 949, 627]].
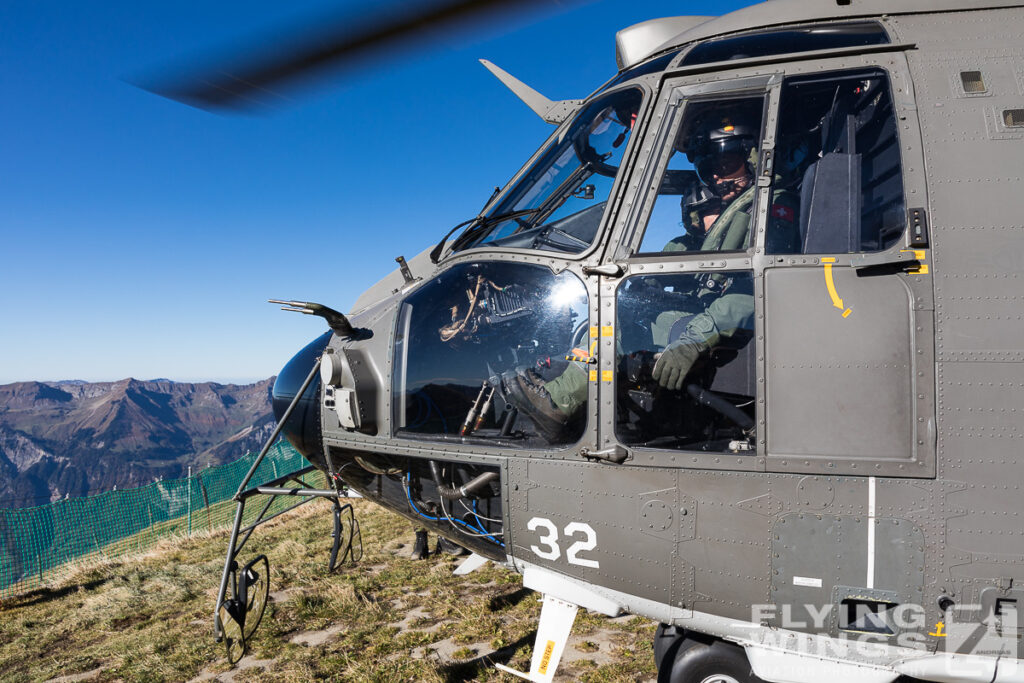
[[582, 263, 624, 277], [851, 249, 928, 274]]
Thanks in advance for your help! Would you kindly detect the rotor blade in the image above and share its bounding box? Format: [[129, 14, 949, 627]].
[[142, 0, 574, 111]]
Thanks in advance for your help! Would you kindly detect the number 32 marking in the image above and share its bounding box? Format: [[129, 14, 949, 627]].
[[527, 517, 600, 568]]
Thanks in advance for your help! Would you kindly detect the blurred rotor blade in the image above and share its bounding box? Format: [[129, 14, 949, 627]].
[[142, 0, 578, 111]]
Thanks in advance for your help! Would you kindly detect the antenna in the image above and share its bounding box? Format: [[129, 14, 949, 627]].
[[269, 299, 357, 338]]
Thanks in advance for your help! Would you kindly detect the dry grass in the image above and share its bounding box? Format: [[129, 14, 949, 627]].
[[0, 499, 657, 682]]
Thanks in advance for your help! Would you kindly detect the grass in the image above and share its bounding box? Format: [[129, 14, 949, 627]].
[[0, 499, 658, 682]]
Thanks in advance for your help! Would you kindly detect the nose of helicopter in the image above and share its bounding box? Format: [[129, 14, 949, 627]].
[[272, 331, 331, 460]]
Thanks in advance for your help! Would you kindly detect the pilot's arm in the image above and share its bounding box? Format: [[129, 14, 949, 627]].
[[651, 290, 753, 390]]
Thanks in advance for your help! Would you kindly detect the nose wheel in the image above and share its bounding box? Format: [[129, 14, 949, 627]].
[[217, 555, 270, 665]]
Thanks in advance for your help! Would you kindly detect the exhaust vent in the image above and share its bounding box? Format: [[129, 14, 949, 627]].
[[960, 70, 986, 93], [1003, 109, 1024, 127]]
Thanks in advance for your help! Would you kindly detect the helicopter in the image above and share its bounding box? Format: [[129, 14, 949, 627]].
[[154, 0, 1024, 681]]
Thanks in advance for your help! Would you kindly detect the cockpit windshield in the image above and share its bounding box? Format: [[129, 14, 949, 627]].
[[451, 87, 644, 255]]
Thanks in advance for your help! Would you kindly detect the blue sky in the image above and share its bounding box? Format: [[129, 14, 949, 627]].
[[0, 0, 750, 384]]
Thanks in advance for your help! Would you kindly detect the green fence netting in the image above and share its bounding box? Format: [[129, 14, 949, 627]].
[[0, 441, 321, 600]]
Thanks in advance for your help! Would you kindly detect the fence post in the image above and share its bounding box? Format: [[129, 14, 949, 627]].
[[187, 466, 192, 538]]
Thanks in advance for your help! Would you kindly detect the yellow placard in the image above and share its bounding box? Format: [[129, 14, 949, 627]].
[[589, 326, 599, 338], [602, 370, 613, 382], [538, 640, 556, 674], [601, 325, 614, 337], [589, 370, 598, 382]]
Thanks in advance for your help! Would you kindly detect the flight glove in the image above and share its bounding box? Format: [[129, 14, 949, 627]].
[[651, 336, 710, 391]]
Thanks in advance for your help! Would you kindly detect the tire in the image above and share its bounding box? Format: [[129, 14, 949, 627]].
[[655, 627, 712, 683], [654, 624, 690, 673], [668, 638, 765, 683]]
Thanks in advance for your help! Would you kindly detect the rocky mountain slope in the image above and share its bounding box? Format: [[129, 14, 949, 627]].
[[0, 378, 275, 508]]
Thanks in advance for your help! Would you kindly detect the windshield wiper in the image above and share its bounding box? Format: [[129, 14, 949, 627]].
[[429, 207, 542, 263]]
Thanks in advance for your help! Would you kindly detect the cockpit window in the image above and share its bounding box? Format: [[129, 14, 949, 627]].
[[602, 50, 680, 91], [680, 22, 889, 68], [450, 87, 644, 255], [393, 262, 589, 447]]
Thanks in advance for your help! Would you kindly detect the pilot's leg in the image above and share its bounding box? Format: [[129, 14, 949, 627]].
[[504, 363, 586, 442], [542, 363, 588, 417]]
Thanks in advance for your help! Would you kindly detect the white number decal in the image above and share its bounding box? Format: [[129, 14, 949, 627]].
[[527, 517, 560, 560], [564, 522, 600, 568], [526, 517, 599, 568]]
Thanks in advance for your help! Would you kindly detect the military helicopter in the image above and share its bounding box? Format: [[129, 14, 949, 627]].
[[154, 0, 1024, 680]]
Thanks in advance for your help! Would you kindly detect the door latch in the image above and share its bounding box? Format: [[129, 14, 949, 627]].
[[582, 263, 624, 277]]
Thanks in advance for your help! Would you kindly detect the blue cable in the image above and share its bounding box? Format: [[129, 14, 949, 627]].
[[404, 473, 504, 546], [469, 499, 493, 536]]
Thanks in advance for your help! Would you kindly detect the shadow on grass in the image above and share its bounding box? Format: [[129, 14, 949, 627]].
[[439, 630, 536, 683], [1, 577, 107, 608], [488, 587, 533, 612]]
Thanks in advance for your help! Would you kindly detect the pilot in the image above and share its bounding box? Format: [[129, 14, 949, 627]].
[[505, 108, 799, 442]]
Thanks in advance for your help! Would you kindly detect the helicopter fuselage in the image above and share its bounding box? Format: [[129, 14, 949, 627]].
[[271, 2, 1024, 680]]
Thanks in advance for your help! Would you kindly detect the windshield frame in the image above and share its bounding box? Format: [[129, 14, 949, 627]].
[[444, 81, 653, 262]]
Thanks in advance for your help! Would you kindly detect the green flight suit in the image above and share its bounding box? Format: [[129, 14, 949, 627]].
[[543, 184, 799, 417]]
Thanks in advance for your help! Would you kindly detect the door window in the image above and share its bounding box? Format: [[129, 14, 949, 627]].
[[615, 272, 756, 453], [636, 95, 796, 255], [768, 69, 906, 254]]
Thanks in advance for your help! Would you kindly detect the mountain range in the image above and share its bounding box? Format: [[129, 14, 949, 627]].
[[0, 378, 276, 508]]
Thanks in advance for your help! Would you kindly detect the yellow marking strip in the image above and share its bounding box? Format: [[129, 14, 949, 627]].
[[842, 308, 852, 318], [821, 257, 837, 263], [900, 249, 929, 275], [589, 340, 598, 356], [538, 640, 556, 675]]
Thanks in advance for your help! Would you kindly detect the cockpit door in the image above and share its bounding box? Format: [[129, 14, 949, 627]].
[[759, 56, 935, 478], [597, 73, 783, 467]]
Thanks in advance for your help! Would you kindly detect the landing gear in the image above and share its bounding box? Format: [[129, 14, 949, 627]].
[[218, 555, 270, 665], [214, 465, 361, 665], [653, 626, 765, 683]]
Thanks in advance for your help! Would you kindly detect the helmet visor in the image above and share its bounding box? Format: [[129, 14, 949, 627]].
[[696, 149, 748, 181]]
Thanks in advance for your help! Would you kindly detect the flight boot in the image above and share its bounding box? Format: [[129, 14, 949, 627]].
[[503, 364, 585, 443]]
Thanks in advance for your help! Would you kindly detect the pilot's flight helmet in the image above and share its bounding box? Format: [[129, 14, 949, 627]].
[[684, 109, 759, 184]]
